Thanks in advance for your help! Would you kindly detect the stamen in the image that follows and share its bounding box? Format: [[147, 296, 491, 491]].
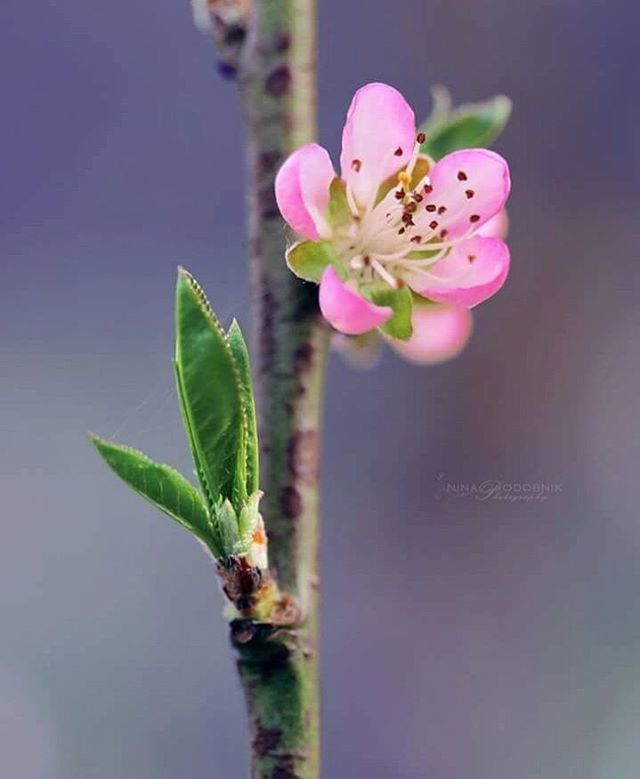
[[465, 189, 475, 199], [402, 140, 422, 183], [469, 214, 480, 223], [394, 146, 403, 157], [351, 159, 362, 172], [457, 171, 468, 181], [371, 258, 399, 288], [437, 206, 447, 215], [417, 132, 426, 144], [345, 183, 360, 219], [425, 204, 437, 213]]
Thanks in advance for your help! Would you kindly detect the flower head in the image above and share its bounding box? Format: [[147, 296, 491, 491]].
[[276, 83, 511, 340]]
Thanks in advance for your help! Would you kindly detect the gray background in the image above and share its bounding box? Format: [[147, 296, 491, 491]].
[[1, 0, 639, 777]]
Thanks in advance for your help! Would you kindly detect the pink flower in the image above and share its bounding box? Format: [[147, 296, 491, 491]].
[[388, 303, 473, 365], [275, 83, 511, 338]]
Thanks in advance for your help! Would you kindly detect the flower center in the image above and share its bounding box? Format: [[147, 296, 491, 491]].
[[334, 135, 481, 291], [336, 137, 443, 289]]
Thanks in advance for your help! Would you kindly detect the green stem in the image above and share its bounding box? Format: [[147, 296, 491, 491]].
[[232, 1, 327, 777]]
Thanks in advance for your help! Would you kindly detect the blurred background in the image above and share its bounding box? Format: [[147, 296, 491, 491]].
[[1, 0, 639, 777]]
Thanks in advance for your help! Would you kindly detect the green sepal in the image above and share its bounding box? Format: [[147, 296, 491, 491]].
[[226, 319, 259, 496], [174, 268, 247, 513], [90, 435, 215, 551], [286, 240, 346, 283], [420, 95, 512, 160], [368, 284, 413, 341], [326, 178, 351, 229]]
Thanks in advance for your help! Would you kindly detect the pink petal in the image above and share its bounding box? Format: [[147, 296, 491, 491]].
[[340, 83, 416, 210], [390, 303, 473, 365], [319, 266, 392, 335], [275, 143, 335, 239], [476, 208, 509, 239], [415, 149, 510, 239], [411, 236, 510, 308]]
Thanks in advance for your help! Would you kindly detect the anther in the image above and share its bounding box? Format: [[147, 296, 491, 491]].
[[437, 206, 447, 214], [457, 171, 468, 181], [405, 202, 417, 213], [351, 159, 362, 172], [410, 235, 423, 243], [470, 214, 480, 223], [467, 254, 476, 263], [429, 220, 439, 230], [440, 229, 448, 239], [416, 132, 426, 144], [394, 146, 403, 156], [423, 184, 433, 194], [425, 204, 437, 213], [465, 189, 475, 199], [394, 189, 405, 200], [413, 193, 423, 203]]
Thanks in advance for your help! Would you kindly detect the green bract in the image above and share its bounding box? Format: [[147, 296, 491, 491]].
[[91, 269, 262, 562], [420, 92, 512, 161]]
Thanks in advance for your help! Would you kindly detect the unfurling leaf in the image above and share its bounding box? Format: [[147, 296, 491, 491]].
[[92, 271, 268, 574], [90, 435, 216, 552], [420, 94, 512, 160], [226, 319, 259, 496], [175, 268, 247, 512]]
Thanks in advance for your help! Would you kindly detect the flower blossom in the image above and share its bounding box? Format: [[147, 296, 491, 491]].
[[275, 82, 511, 341]]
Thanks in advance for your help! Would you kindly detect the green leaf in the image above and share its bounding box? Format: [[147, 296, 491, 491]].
[[226, 319, 259, 495], [369, 284, 413, 341], [420, 95, 512, 160], [286, 240, 345, 282], [90, 435, 215, 550], [174, 269, 247, 513]]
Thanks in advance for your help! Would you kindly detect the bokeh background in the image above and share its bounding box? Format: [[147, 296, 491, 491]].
[[2, 0, 639, 777]]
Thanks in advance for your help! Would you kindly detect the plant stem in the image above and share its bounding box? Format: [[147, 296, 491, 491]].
[[232, 1, 328, 776]]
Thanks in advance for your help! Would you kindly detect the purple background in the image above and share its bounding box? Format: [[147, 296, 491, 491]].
[[2, 0, 639, 777]]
